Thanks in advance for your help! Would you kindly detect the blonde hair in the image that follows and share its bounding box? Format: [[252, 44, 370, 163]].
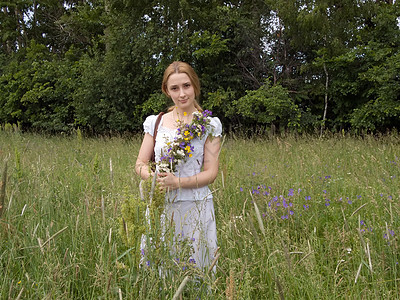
[[162, 61, 203, 112]]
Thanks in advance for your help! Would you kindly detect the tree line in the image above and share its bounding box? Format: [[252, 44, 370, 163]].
[[0, 0, 399, 134]]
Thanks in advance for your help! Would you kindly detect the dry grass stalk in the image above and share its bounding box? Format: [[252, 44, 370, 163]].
[[355, 262, 362, 283], [101, 194, 105, 223], [274, 276, 285, 300], [109, 157, 113, 186], [207, 252, 221, 275], [350, 203, 368, 217], [294, 251, 315, 267], [0, 161, 7, 218], [250, 192, 265, 236], [42, 226, 68, 247], [366, 243, 373, 272], [225, 269, 235, 300], [15, 287, 24, 300], [172, 276, 189, 300]]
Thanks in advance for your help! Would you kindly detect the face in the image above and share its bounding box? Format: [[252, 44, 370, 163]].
[[166, 73, 196, 111]]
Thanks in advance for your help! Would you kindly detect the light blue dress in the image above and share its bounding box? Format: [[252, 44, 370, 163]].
[[142, 114, 222, 269]]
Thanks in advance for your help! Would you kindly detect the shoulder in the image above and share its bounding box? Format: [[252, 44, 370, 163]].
[[208, 117, 222, 137], [143, 115, 158, 135]]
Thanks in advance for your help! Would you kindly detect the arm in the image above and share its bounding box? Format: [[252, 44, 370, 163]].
[[158, 136, 221, 190], [135, 133, 155, 180]]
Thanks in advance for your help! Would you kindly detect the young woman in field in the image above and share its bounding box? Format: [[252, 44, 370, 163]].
[[135, 61, 222, 270]]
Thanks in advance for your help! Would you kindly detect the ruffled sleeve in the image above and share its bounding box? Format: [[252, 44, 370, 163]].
[[143, 115, 158, 136], [209, 117, 223, 137]]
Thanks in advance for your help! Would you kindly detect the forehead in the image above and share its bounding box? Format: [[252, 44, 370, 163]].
[[167, 73, 191, 86]]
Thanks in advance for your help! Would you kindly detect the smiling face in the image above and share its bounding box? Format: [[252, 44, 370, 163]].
[[165, 73, 196, 111]]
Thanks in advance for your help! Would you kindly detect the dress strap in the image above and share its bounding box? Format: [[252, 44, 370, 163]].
[[151, 112, 164, 163]]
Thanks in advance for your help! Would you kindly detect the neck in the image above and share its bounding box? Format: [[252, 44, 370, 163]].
[[174, 106, 197, 123]]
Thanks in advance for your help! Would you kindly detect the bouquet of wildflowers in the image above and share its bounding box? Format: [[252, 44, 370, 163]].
[[158, 110, 213, 173]]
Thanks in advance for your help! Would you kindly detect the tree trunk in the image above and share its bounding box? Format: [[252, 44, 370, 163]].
[[321, 62, 329, 136]]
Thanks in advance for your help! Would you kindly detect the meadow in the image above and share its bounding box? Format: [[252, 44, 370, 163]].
[[0, 130, 399, 299]]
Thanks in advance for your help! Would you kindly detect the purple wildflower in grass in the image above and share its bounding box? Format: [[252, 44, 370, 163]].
[[380, 193, 384, 197], [348, 200, 352, 204], [390, 230, 395, 237], [325, 175, 331, 179], [276, 202, 281, 207], [268, 201, 272, 207], [305, 196, 311, 200], [384, 234, 388, 240], [252, 172, 256, 176], [357, 195, 362, 199], [283, 199, 288, 208], [268, 186, 272, 190], [273, 196, 278, 202], [288, 189, 294, 197], [191, 237, 196, 242], [303, 204, 309, 210], [298, 188, 301, 194], [240, 187, 243, 192], [360, 220, 365, 226], [263, 191, 270, 196], [146, 260, 151, 266], [289, 202, 293, 207], [339, 197, 342, 201], [289, 210, 294, 215], [141, 249, 145, 256], [189, 258, 196, 264], [388, 195, 393, 199], [368, 227, 373, 232], [325, 202, 330, 207], [323, 190, 327, 194]]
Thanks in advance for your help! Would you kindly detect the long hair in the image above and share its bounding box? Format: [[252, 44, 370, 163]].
[[162, 61, 203, 112]]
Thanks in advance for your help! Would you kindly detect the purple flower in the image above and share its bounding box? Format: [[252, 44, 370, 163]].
[[305, 196, 311, 200], [141, 249, 145, 256], [348, 200, 352, 204], [240, 187, 243, 192], [189, 258, 196, 264], [288, 189, 294, 197]]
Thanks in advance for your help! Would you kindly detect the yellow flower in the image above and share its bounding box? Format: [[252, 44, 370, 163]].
[[185, 146, 191, 153], [183, 112, 187, 116], [189, 154, 193, 157], [184, 131, 190, 136], [18, 281, 21, 284]]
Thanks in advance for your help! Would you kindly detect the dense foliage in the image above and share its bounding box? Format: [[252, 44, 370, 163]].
[[0, 0, 399, 133]]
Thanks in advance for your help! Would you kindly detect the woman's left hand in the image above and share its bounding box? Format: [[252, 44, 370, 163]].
[[157, 172, 178, 190]]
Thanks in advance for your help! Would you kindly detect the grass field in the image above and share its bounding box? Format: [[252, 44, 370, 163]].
[[0, 130, 399, 299]]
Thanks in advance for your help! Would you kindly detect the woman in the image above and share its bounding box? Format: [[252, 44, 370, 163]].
[[135, 61, 222, 270]]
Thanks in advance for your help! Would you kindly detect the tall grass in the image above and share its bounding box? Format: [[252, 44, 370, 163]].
[[0, 131, 399, 299]]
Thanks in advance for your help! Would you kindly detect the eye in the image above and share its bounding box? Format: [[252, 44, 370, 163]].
[[183, 83, 191, 88], [170, 87, 178, 91]]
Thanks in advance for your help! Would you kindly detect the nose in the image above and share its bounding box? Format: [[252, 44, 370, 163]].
[[179, 88, 185, 98]]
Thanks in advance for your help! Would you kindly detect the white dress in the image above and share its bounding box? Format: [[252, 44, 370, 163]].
[[142, 114, 222, 270]]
